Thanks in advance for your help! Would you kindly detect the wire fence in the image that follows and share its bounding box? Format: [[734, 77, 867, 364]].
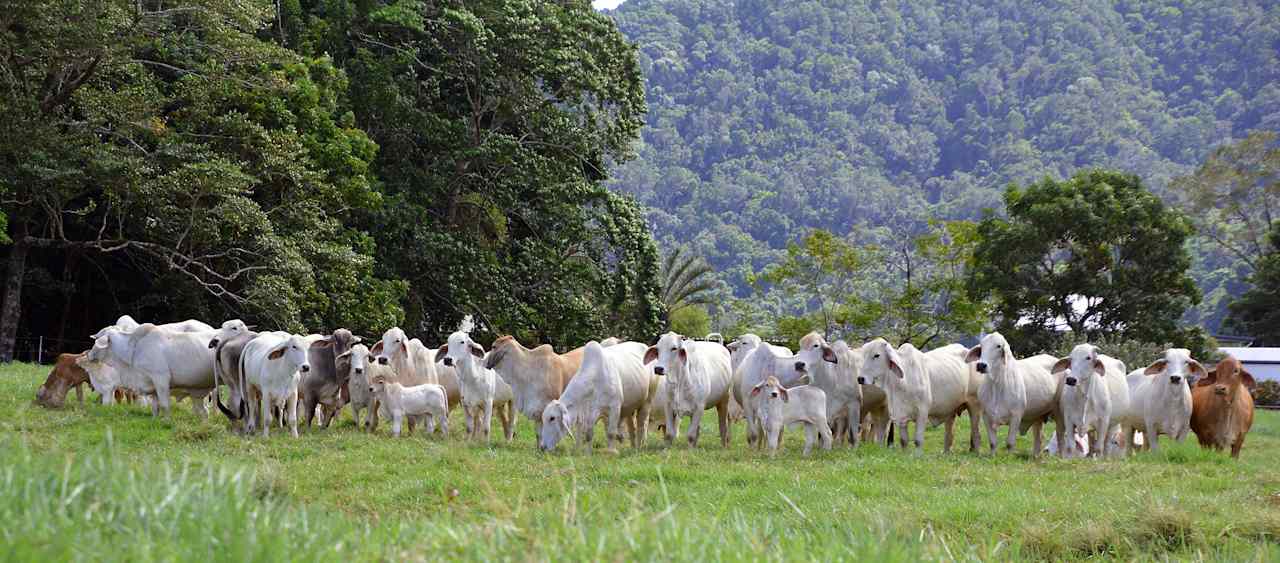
[[11, 336, 95, 365]]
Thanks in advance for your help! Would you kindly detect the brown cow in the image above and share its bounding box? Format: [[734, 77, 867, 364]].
[[35, 353, 91, 408], [483, 336, 584, 442], [1190, 355, 1256, 458]]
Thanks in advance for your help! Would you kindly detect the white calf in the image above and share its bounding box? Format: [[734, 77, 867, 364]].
[[645, 332, 733, 447], [369, 374, 449, 437], [751, 376, 832, 455], [1053, 344, 1129, 458], [735, 337, 830, 448]]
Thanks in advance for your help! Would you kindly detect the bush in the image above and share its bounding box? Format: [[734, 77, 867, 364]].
[[1256, 381, 1280, 407]]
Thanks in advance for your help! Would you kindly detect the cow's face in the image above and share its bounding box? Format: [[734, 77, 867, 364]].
[[966, 332, 1012, 376], [539, 400, 573, 452], [858, 339, 901, 386], [1144, 348, 1206, 387], [1201, 356, 1255, 402], [210, 319, 249, 349], [269, 335, 312, 374], [439, 331, 483, 368], [795, 332, 837, 378], [1055, 344, 1105, 388], [86, 336, 111, 363], [374, 327, 408, 366], [645, 332, 686, 378], [484, 336, 517, 370]]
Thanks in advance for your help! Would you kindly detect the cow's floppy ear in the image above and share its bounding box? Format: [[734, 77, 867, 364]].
[[1198, 364, 1219, 386], [1051, 357, 1070, 374], [336, 350, 353, 360], [643, 346, 659, 365], [726, 341, 740, 353], [678, 348, 688, 364], [267, 346, 286, 361], [1143, 360, 1167, 376], [1188, 359, 1207, 380], [311, 338, 333, 349], [1092, 359, 1106, 376], [822, 345, 837, 364], [964, 345, 981, 363], [351, 335, 362, 344], [469, 342, 484, 359], [751, 380, 767, 397], [435, 343, 448, 362], [779, 386, 789, 403], [370, 341, 384, 354], [888, 358, 904, 379], [1242, 369, 1257, 391]]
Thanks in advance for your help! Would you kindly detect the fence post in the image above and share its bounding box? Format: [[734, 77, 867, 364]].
[[37, 336, 43, 364]]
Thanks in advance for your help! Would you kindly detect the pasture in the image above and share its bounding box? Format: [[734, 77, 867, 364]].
[[3, 362, 1279, 561]]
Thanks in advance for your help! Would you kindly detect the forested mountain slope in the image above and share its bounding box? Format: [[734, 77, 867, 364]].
[[605, 0, 1280, 329]]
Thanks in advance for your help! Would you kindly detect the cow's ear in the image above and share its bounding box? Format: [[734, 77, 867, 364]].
[[469, 343, 484, 358], [888, 358, 904, 379], [822, 345, 837, 364], [1092, 359, 1106, 376], [726, 341, 740, 353], [643, 346, 659, 365], [964, 346, 981, 364], [436, 343, 448, 362], [1242, 369, 1257, 391], [751, 380, 766, 397], [351, 335, 362, 344], [779, 386, 790, 403], [268, 347, 286, 361], [677, 348, 688, 364], [311, 338, 333, 349], [1143, 360, 1167, 376], [370, 341, 384, 354], [1052, 357, 1070, 374], [1188, 359, 1207, 381]]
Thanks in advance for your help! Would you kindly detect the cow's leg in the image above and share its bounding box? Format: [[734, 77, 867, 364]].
[[188, 389, 210, 420], [303, 394, 318, 429], [1007, 413, 1022, 452], [943, 416, 955, 453], [605, 404, 622, 451], [260, 392, 272, 438], [968, 403, 981, 452], [369, 398, 380, 433], [1231, 432, 1246, 458], [502, 401, 515, 441], [463, 405, 475, 439], [153, 378, 173, 418], [1145, 420, 1160, 453], [636, 400, 651, 448], [1098, 418, 1112, 457], [482, 398, 494, 443], [1032, 421, 1044, 457], [718, 399, 731, 448], [688, 407, 704, 448], [664, 402, 677, 446], [985, 413, 1000, 455], [913, 414, 926, 454], [391, 412, 402, 438], [744, 405, 758, 447], [803, 424, 818, 456], [288, 392, 299, 438], [847, 401, 861, 447], [624, 415, 638, 449], [74, 383, 84, 406]]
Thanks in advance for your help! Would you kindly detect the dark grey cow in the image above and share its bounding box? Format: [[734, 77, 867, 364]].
[[302, 328, 360, 428], [208, 320, 257, 429]]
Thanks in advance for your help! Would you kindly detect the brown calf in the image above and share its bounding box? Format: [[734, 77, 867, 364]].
[[1190, 355, 1256, 458], [35, 353, 91, 408]]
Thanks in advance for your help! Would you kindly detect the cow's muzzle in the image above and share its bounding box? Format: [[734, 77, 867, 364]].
[[208, 338, 220, 349], [794, 361, 807, 373], [300, 365, 311, 373], [654, 366, 665, 376], [354, 368, 364, 375], [1214, 385, 1228, 396], [975, 362, 988, 374], [442, 357, 453, 367], [1065, 377, 1077, 386], [857, 376, 866, 385], [377, 357, 389, 365], [1169, 375, 1181, 385]]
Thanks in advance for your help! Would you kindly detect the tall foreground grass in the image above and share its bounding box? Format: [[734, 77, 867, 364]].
[[4, 362, 1280, 561]]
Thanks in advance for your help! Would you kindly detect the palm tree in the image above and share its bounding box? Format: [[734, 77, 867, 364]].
[[661, 246, 717, 313]]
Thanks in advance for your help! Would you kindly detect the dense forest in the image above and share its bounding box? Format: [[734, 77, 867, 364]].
[[605, 0, 1280, 333]]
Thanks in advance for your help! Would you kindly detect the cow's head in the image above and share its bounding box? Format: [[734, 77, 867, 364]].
[[267, 335, 312, 374], [644, 332, 688, 378], [1143, 348, 1206, 387], [1199, 355, 1254, 402], [437, 330, 484, 368], [209, 319, 250, 349], [373, 327, 408, 366], [966, 332, 1013, 376], [539, 399, 574, 452], [1054, 344, 1107, 388], [794, 331, 837, 378], [485, 336, 519, 370], [859, 338, 903, 386]]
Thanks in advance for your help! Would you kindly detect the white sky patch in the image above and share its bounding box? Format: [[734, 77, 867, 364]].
[[593, 0, 625, 10]]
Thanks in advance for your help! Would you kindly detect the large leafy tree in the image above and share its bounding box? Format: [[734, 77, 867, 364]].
[[282, 0, 661, 346], [0, 0, 402, 360], [970, 170, 1202, 351], [1227, 221, 1280, 345]]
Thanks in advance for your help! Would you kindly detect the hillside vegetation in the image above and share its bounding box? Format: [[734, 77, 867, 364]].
[[5, 364, 1280, 560], [606, 0, 1280, 330]]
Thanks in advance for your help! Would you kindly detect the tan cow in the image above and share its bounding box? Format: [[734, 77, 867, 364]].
[[1190, 355, 1256, 458], [484, 336, 584, 442]]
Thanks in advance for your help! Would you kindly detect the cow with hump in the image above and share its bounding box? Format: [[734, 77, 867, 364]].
[[539, 340, 656, 453], [484, 335, 584, 445], [644, 332, 733, 448]]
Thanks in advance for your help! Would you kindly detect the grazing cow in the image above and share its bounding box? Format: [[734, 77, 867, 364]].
[[368, 373, 449, 438], [645, 332, 733, 448], [1191, 355, 1255, 458], [484, 336, 584, 442], [862, 339, 979, 454], [300, 329, 360, 429], [34, 353, 91, 408], [539, 341, 655, 452], [751, 376, 832, 456], [1116, 349, 1204, 453], [1052, 344, 1129, 458], [735, 339, 826, 447], [83, 317, 215, 406], [92, 323, 218, 418], [437, 331, 515, 442], [965, 333, 1059, 455], [239, 332, 311, 437]]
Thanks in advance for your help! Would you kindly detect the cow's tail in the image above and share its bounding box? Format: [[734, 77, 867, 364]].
[[213, 342, 238, 420]]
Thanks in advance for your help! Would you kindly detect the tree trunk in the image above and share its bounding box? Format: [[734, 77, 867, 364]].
[[56, 250, 81, 354], [0, 236, 30, 362]]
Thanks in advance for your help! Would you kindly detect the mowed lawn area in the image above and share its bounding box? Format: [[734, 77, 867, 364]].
[[2, 363, 1278, 561]]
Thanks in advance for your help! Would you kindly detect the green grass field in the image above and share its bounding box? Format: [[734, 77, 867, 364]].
[[3, 362, 1278, 561]]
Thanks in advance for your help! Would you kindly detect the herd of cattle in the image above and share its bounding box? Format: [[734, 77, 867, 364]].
[[32, 315, 1257, 458]]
